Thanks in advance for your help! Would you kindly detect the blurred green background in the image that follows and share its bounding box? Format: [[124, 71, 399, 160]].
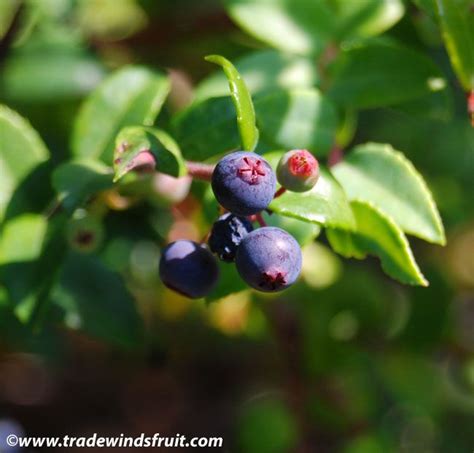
[[0, 0, 473, 451]]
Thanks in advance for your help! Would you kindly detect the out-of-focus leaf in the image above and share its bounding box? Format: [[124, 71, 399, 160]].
[[332, 0, 405, 40], [0, 50, 105, 102], [262, 211, 321, 246], [255, 88, 338, 155], [205, 54, 259, 151], [0, 105, 49, 223], [113, 126, 186, 182], [328, 42, 448, 108], [238, 398, 298, 453], [225, 0, 334, 55], [72, 66, 170, 163], [267, 154, 355, 230], [194, 50, 318, 101], [327, 201, 428, 286], [52, 159, 113, 212], [332, 143, 445, 244], [435, 0, 474, 91], [52, 253, 144, 348], [225, 0, 403, 56], [0, 214, 47, 265], [172, 96, 240, 161], [206, 262, 247, 303]]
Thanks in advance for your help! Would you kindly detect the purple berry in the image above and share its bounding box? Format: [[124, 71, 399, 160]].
[[211, 151, 276, 216], [208, 213, 254, 262], [235, 227, 302, 292], [276, 149, 319, 192], [159, 240, 219, 298]]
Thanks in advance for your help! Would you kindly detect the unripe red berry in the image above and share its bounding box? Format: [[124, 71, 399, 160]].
[[276, 149, 319, 193]]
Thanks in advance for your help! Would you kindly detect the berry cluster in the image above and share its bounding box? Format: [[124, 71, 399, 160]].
[[159, 150, 319, 298]]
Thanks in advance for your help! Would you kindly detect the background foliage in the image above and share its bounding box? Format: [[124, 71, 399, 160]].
[[0, 0, 473, 451]]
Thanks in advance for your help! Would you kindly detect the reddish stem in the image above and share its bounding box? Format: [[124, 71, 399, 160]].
[[185, 161, 215, 181], [274, 187, 287, 198], [255, 213, 267, 227], [328, 146, 344, 167], [467, 90, 474, 127]]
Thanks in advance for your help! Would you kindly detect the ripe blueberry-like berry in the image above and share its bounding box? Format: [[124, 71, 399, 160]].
[[235, 227, 302, 292], [276, 149, 319, 192], [159, 240, 219, 298], [208, 213, 254, 262], [212, 151, 276, 216]]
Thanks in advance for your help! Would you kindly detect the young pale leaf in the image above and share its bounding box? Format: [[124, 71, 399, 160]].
[[0, 105, 49, 223], [52, 160, 114, 213], [266, 150, 355, 230], [195, 50, 318, 102], [332, 143, 445, 244], [435, 0, 474, 91], [173, 96, 240, 161], [255, 88, 338, 155], [72, 66, 170, 163], [205, 55, 259, 152], [328, 42, 447, 108], [327, 201, 428, 286], [113, 126, 186, 182]]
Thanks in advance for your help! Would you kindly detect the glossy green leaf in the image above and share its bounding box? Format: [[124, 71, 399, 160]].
[[332, 143, 445, 244], [172, 96, 240, 161], [205, 54, 259, 152], [0, 105, 50, 223], [52, 159, 114, 213], [195, 50, 318, 101], [113, 126, 186, 182], [328, 42, 448, 108], [327, 201, 428, 286], [255, 88, 338, 155], [262, 211, 320, 246], [266, 150, 355, 230], [435, 0, 474, 91], [72, 66, 170, 163], [52, 253, 144, 348]]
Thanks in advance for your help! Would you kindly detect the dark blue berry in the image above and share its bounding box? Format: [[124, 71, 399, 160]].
[[235, 227, 302, 292], [208, 213, 254, 262], [211, 151, 276, 216], [159, 240, 219, 298]]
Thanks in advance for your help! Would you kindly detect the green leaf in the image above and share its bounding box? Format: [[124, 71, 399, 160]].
[[195, 50, 318, 101], [205, 54, 259, 152], [327, 201, 428, 286], [0, 105, 50, 223], [435, 0, 474, 91], [0, 214, 47, 265], [206, 262, 247, 303], [113, 126, 186, 182], [224, 0, 403, 56], [255, 88, 338, 155], [328, 42, 448, 108], [172, 96, 240, 161], [332, 143, 445, 244], [224, 0, 334, 56], [331, 0, 405, 40], [72, 66, 170, 163], [52, 159, 114, 213], [262, 211, 321, 246], [267, 151, 355, 230], [52, 253, 144, 348], [0, 50, 106, 102]]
